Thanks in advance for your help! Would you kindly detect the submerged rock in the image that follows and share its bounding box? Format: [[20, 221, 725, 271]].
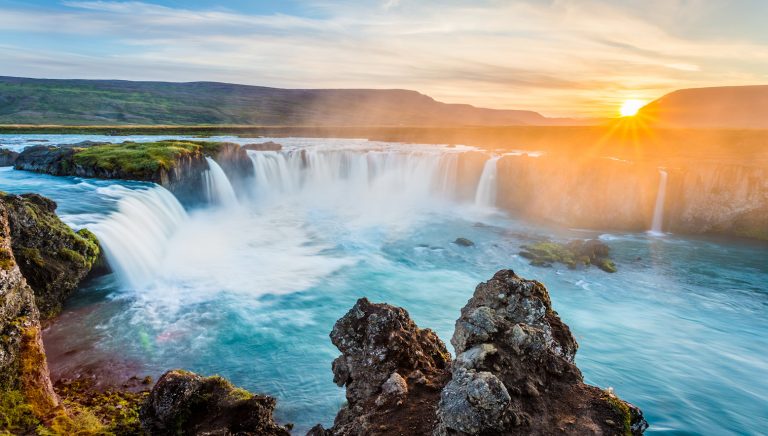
[[322, 297, 452, 435], [140, 369, 291, 436], [435, 269, 647, 435], [519, 239, 617, 273], [453, 237, 475, 247], [0, 193, 100, 318], [0, 148, 19, 167], [244, 141, 283, 151]]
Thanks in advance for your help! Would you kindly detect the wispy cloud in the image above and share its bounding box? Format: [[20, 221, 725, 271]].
[[0, 0, 766, 116]]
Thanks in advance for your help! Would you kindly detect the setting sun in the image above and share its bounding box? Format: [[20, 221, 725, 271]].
[[620, 99, 646, 117]]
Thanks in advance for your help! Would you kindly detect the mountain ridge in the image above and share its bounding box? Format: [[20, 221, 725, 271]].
[[638, 85, 768, 128], [0, 76, 580, 126]]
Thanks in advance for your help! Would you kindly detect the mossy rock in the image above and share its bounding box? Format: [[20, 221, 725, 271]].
[[0, 192, 102, 318], [520, 239, 617, 273], [72, 140, 225, 179]]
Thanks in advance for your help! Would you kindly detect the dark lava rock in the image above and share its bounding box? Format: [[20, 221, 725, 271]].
[[453, 237, 475, 247], [140, 369, 290, 436], [0, 148, 19, 167], [321, 297, 452, 435], [243, 141, 283, 151], [14, 144, 80, 175], [435, 269, 647, 435], [0, 192, 100, 318]]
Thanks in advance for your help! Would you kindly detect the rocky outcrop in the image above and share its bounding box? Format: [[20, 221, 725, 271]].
[[519, 239, 617, 273], [0, 193, 100, 318], [316, 298, 451, 435], [316, 272, 647, 435], [0, 200, 59, 432], [140, 369, 290, 436], [244, 141, 283, 151], [436, 269, 647, 435], [14, 140, 253, 205], [0, 148, 19, 167]]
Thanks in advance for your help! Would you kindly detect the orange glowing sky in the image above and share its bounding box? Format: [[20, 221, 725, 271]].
[[1, 0, 767, 117]]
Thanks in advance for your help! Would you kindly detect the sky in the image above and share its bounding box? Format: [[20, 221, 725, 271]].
[[0, 0, 767, 117]]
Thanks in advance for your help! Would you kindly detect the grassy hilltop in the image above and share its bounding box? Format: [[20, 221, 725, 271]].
[[0, 76, 559, 126]]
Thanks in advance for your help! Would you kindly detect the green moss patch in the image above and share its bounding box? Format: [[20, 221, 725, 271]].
[[0, 390, 40, 435], [602, 391, 632, 436], [72, 140, 225, 177], [0, 247, 14, 271], [53, 378, 149, 436]]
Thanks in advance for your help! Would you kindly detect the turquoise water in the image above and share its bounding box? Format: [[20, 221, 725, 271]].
[[1, 136, 767, 434]]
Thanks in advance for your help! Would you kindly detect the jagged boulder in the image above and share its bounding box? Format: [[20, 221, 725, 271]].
[[0, 201, 59, 433], [435, 269, 647, 435], [321, 298, 452, 435], [0, 193, 100, 318], [140, 369, 290, 435]]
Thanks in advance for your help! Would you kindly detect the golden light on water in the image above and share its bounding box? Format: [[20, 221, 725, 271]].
[[619, 99, 646, 117]]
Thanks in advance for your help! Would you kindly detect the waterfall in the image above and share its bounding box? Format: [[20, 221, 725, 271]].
[[650, 169, 668, 234], [247, 148, 461, 202], [474, 156, 500, 208], [89, 185, 188, 289], [203, 157, 239, 207]]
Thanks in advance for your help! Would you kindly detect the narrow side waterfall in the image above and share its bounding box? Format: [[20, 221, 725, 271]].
[[474, 156, 500, 208], [203, 157, 239, 207], [89, 185, 188, 289], [651, 169, 668, 234]]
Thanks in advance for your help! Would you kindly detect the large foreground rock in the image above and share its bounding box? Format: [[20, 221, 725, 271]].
[[0, 200, 59, 431], [0, 193, 100, 318], [317, 298, 452, 435], [140, 369, 290, 435], [436, 269, 647, 435], [315, 272, 647, 435]]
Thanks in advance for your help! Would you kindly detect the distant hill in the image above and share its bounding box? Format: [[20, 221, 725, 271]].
[[0, 76, 579, 127], [638, 85, 768, 128]]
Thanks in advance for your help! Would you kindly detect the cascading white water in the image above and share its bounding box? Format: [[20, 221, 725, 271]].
[[89, 185, 188, 289], [247, 148, 461, 201], [651, 169, 668, 234], [474, 156, 500, 208], [203, 157, 239, 207]]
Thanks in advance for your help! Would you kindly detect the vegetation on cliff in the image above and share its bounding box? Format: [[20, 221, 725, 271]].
[[72, 140, 224, 177]]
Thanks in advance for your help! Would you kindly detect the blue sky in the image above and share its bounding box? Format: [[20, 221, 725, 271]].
[[1, 0, 767, 116]]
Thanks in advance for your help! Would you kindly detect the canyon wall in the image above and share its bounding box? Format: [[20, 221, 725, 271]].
[[469, 153, 767, 240]]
